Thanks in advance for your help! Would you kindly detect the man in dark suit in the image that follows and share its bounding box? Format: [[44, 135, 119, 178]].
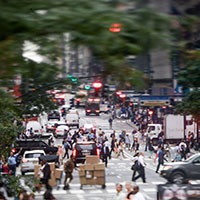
[[101, 142, 110, 167], [40, 160, 51, 190]]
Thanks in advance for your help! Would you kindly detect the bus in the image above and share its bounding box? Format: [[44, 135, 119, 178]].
[[85, 98, 100, 116]]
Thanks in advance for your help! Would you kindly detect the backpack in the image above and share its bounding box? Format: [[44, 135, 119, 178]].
[[64, 160, 74, 173], [64, 141, 71, 150], [109, 118, 112, 123]]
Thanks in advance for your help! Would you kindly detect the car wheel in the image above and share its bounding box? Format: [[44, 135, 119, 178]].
[[171, 171, 185, 184]]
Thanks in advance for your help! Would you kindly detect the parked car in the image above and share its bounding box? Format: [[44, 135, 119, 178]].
[[72, 141, 100, 164], [12, 139, 58, 162], [21, 150, 45, 175], [160, 153, 200, 184]]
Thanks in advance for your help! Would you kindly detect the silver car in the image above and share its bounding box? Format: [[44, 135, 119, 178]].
[[21, 150, 45, 175]]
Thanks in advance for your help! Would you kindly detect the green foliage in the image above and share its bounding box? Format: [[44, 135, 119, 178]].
[[0, 175, 22, 197], [175, 90, 200, 124], [0, 0, 172, 134], [176, 51, 200, 123], [178, 61, 200, 89], [0, 90, 18, 155]]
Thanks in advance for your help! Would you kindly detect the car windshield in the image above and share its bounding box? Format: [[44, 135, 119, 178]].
[[76, 144, 94, 150], [84, 124, 93, 129], [25, 153, 44, 158], [184, 154, 200, 162]]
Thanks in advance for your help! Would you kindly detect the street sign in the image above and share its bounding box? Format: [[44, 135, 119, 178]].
[[140, 96, 170, 106]]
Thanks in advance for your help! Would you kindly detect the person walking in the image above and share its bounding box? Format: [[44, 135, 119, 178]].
[[179, 140, 187, 160], [145, 134, 151, 152], [131, 151, 139, 182], [43, 188, 56, 200], [0, 155, 5, 173], [109, 135, 116, 159], [155, 145, 167, 173], [132, 152, 146, 183], [108, 117, 113, 129], [131, 138, 139, 153], [148, 140, 155, 158], [63, 139, 71, 159], [56, 145, 63, 166], [40, 160, 52, 190], [101, 142, 110, 167], [125, 182, 135, 200], [113, 183, 126, 200], [7, 148, 22, 175], [63, 155, 75, 190], [132, 185, 145, 200], [125, 134, 131, 150], [116, 141, 126, 159]]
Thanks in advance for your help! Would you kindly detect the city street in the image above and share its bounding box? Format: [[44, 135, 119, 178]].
[[28, 108, 167, 200]]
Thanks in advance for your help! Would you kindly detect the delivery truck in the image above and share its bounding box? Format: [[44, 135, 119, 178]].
[[146, 114, 197, 145]]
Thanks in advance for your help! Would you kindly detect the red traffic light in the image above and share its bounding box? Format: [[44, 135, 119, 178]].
[[148, 110, 154, 116], [92, 82, 102, 89], [109, 23, 122, 33], [119, 94, 126, 98], [116, 91, 122, 95]]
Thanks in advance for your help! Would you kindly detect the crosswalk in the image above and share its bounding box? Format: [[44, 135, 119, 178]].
[[34, 181, 159, 198], [34, 179, 200, 200]]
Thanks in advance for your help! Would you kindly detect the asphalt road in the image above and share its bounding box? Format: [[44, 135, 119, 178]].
[[17, 108, 170, 200]]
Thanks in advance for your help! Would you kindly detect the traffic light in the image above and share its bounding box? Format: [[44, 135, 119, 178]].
[[69, 98, 74, 107], [92, 82, 102, 89], [92, 81, 102, 97], [67, 74, 77, 83], [109, 23, 122, 33], [84, 85, 91, 90], [148, 109, 154, 116], [102, 84, 109, 98]]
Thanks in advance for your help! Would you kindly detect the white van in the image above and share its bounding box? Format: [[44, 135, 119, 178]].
[[26, 121, 42, 137], [65, 110, 79, 128]]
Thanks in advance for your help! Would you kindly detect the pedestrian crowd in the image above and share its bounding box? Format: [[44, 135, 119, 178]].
[[113, 182, 145, 200]]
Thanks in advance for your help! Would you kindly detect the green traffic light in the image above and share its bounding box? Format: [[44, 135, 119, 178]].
[[67, 74, 77, 82], [84, 85, 91, 90], [71, 78, 77, 82]]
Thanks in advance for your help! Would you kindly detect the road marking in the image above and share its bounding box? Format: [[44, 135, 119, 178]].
[[152, 181, 165, 185], [143, 193, 154, 200], [77, 194, 85, 200], [143, 188, 157, 192]]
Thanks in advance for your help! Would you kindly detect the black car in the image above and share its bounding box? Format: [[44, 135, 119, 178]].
[[72, 141, 100, 164], [160, 153, 200, 184], [47, 110, 60, 121], [13, 139, 58, 160]]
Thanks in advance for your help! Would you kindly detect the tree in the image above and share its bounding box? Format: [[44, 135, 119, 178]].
[[0, 0, 171, 91], [0, 0, 171, 142], [0, 90, 19, 155], [175, 51, 200, 133]]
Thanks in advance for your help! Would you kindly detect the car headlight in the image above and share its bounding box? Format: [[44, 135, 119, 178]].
[[163, 165, 173, 171]]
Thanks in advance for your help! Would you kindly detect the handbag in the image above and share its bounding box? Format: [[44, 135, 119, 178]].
[[131, 164, 135, 170]]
